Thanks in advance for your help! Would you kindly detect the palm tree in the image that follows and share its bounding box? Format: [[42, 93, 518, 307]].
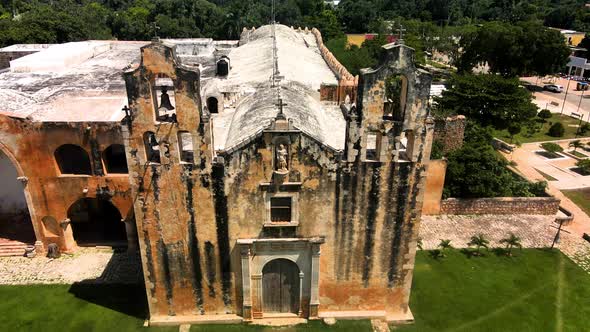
[[416, 237, 423, 250], [569, 140, 583, 153], [438, 239, 453, 257], [499, 233, 523, 256], [467, 234, 489, 256]]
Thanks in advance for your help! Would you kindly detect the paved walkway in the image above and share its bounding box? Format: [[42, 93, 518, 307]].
[[420, 214, 590, 272], [0, 248, 142, 284], [506, 145, 590, 237]]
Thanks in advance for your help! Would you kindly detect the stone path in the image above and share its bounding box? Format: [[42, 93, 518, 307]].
[[0, 247, 142, 285], [420, 214, 590, 273]]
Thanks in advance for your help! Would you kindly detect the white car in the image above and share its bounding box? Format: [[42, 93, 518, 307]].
[[543, 84, 563, 93]]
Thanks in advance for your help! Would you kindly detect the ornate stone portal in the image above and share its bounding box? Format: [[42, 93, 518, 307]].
[[238, 238, 323, 320]]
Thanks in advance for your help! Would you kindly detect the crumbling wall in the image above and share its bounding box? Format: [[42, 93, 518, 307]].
[[0, 115, 133, 252], [433, 115, 466, 154], [337, 44, 434, 320]]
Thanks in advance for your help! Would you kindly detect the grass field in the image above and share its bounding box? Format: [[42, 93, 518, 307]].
[[1, 250, 589, 332], [493, 113, 590, 143], [397, 249, 590, 332], [534, 168, 558, 181], [562, 188, 590, 217]]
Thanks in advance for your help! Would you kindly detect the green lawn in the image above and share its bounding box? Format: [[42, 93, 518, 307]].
[[534, 168, 558, 181], [493, 113, 590, 143], [562, 188, 590, 217], [570, 150, 589, 158], [1, 250, 589, 332], [397, 249, 590, 332]]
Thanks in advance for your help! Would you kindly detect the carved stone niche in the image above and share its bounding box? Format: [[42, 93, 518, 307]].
[[271, 136, 291, 183]]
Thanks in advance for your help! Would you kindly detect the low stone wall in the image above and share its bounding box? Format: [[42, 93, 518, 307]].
[[440, 197, 560, 215]]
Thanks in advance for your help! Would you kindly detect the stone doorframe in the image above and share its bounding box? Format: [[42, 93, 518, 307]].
[[237, 237, 324, 320]]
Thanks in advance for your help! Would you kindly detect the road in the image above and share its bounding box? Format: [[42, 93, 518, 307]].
[[522, 76, 590, 120]]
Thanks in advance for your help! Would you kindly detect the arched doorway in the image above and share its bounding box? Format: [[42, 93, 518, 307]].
[[0, 149, 35, 244], [262, 258, 300, 314], [67, 198, 126, 246], [207, 97, 219, 114]]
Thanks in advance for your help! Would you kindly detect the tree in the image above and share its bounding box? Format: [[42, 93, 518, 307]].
[[457, 21, 570, 77], [437, 239, 453, 257], [537, 109, 552, 123], [499, 233, 522, 256], [508, 123, 522, 143], [548, 122, 565, 137], [337, 0, 377, 33], [570, 140, 583, 153], [434, 74, 538, 130], [467, 234, 489, 256]]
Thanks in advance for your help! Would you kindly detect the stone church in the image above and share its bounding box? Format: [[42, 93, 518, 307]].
[[0, 24, 433, 325]]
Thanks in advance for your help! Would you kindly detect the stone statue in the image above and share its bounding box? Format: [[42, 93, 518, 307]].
[[276, 144, 288, 172]]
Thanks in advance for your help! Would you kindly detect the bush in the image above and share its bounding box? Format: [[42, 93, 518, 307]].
[[548, 122, 565, 137], [579, 123, 590, 135], [540, 142, 563, 153], [537, 109, 552, 122], [578, 159, 590, 174]]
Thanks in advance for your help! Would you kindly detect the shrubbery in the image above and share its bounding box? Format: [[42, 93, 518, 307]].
[[548, 122, 565, 137]]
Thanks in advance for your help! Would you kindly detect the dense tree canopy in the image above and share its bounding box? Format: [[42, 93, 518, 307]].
[[0, 0, 587, 49], [435, 74, 538, 129], [457, 21, 571, 77], [443, 123, 547, 198]]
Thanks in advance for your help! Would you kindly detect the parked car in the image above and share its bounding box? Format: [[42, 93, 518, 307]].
[[543, 84, 563, 93]]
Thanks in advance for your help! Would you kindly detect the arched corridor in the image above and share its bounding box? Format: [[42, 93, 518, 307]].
[[67, 198, 127, 246], [0, 149, 35, 245]]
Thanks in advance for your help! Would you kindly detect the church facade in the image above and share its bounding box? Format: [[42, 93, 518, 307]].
[[0, 24, 433, 325], [123, 25, 433, 324]]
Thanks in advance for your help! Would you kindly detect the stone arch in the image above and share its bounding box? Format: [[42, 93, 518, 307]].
[[207, 97, 219, 114], [103, 144, 128, 174], [384, 74, 408, 121], [143, 132, 161, 163], [67, 198, 127, 246], [0, 147, 35, 244], [216, 56, 230, 76], [54, 144, 92, 175]]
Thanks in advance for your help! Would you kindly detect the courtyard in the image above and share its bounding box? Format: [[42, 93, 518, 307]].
[[1, 249, 589, 331]]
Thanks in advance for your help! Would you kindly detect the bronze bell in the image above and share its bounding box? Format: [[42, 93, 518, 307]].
[[158, 87, 175, 111]]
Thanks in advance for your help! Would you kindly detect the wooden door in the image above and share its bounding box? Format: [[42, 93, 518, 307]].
[[262, 259, 300, 314]]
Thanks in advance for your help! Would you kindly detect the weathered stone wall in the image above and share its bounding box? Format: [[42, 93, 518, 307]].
[[433, 115, 466, 154], [123, 38, 434, 324], [440, 197, 560, 215], [0, 115, 133, 252]]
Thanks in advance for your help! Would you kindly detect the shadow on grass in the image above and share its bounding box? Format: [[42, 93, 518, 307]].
[[67, 250, 148, 320], [68, 283, 149, 320]]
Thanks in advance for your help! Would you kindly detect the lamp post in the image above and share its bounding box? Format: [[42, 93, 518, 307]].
[[560, 67, 573, 115], [575, 89, 585, 138]]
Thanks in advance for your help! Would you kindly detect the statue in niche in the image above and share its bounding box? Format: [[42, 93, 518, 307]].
[[276, 144, 288, 172]]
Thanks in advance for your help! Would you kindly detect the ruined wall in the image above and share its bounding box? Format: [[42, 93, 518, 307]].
[[339, 44, 433, 319], [0, 115, 133, 251], [440, 197, 560, 215], [123, 40, 226, 318], [433, 115, 466, 154]]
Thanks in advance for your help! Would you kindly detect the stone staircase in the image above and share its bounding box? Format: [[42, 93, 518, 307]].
[[0, 239, 28, 257]]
